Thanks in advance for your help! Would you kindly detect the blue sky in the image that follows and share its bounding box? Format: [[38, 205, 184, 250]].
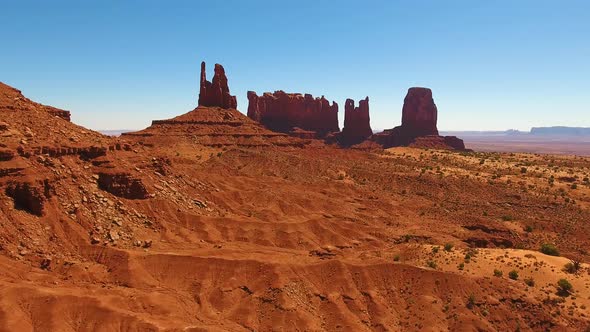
[[1, 0, 588, 131]]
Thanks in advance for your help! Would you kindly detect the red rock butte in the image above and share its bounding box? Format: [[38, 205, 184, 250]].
[[372, 87, 465, 150], [198, 61, 237, 109], [340, 97, 372, 146], [247, 90, 339, 137]]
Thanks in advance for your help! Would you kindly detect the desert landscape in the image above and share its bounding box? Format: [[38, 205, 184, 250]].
[[1, 56, 590, 332]]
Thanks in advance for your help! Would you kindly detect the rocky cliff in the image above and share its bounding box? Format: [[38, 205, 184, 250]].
[[247, 90, 339, 137]]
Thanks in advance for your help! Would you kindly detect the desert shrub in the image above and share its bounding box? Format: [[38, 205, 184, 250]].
[[524, 277, 535, 287], [571, 183, 578, 189], [501, 215, 514, 221], [564, 260, 581, 274], [520, 167, 527, 174], [540, 243, 559, 256], [557, 279, 573, 296], [444, 243, 453, 252], [508, 270, 519, 280], [524, 225, 533, 233], [393, 254, 400, 262], [427, 260, 437, 269], [493, 269, 503, 277], [432, 246, 440, 254], [466, 294, 476, 309], [458, 263, 465, 270]]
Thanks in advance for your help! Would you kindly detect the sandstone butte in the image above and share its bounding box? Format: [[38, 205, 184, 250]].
[[339, 97, 373, 146], [198, 61, 237, 109], [247, 90, 339, 137], [371, 87, 466, 150]]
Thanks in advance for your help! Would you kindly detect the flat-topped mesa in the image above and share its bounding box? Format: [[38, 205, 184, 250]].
[[247, 90, 339, 137], [401, 87, 438, 136], [340, 97, 372, 145], [198, 62, 237, 109]]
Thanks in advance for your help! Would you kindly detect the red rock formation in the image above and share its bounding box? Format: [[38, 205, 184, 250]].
[[0, 149, 14, 161], [198, 62, 237, 109], [46, 106, 71, 121], [97, 172, 150, 200], [5, 179, 53, 216], [247, 90, 339, 137], [340, 97, 372, 145], [401, 88, 438, 137], [372, 87, 465, 150]]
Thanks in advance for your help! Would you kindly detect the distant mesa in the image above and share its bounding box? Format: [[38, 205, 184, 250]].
[[339, 97, 372, 146], [199, 61, 237, 109], [247, 90, 339, 138], [372, 87, 466, 150], [530, 126, 590, 136]]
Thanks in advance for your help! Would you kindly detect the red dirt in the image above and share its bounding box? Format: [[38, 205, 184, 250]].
[[1, 82, 590, 331]]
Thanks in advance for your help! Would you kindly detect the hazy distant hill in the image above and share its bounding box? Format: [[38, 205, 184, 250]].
[[530, 126, 590, 136]]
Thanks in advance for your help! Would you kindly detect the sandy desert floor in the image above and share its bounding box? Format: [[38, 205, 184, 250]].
[[2, 82, 590, 331]]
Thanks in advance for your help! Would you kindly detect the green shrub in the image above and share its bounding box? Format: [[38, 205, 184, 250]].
[[524, 277, 535, 287], [508, 270, 519, 280], [444, 243, 454, 252], [427, 260, 437, 269], [432, 246, 440, 254], [557, 279, 573, 296], [540, 243, 560, 256], [564, 260, 581, 274], [493, 269, 503, 277], [524, 225, 533, 233], [393, 255, 400, 262]]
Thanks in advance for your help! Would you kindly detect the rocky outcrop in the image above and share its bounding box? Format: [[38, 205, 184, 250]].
[[45, 106, 71, 121], [198, 62, 237, 109], [372, 87, 465, 150], [247, 90, 339, 137], [0, 149, 14, 161], [5, 180, 53, 216], [340, 97, 372, 145], [97, 172, 150, 200]]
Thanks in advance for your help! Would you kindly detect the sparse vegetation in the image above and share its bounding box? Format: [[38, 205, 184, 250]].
[[501, 215, 514, 222], [444, 243, 453, 252], [540, 243, 560, 256], [427, 260, 437, 269], [508, 270, 519, 280], [432, 246, 439, 254], [466, 294, 476, 309], [393, 254, 400, 262], [524, 277, 535, 287], [557, 279, 573, 296], [493, 269, 503, 277], [564, 260, 581, 274]]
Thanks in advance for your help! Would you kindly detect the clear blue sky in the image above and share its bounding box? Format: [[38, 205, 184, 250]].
[[1, 0, 588, 131]]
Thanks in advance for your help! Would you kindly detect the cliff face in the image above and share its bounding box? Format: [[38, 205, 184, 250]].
[[198, 62, 237, 109], [340, 97, 372, 146], [247, 90, 339, 137]]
